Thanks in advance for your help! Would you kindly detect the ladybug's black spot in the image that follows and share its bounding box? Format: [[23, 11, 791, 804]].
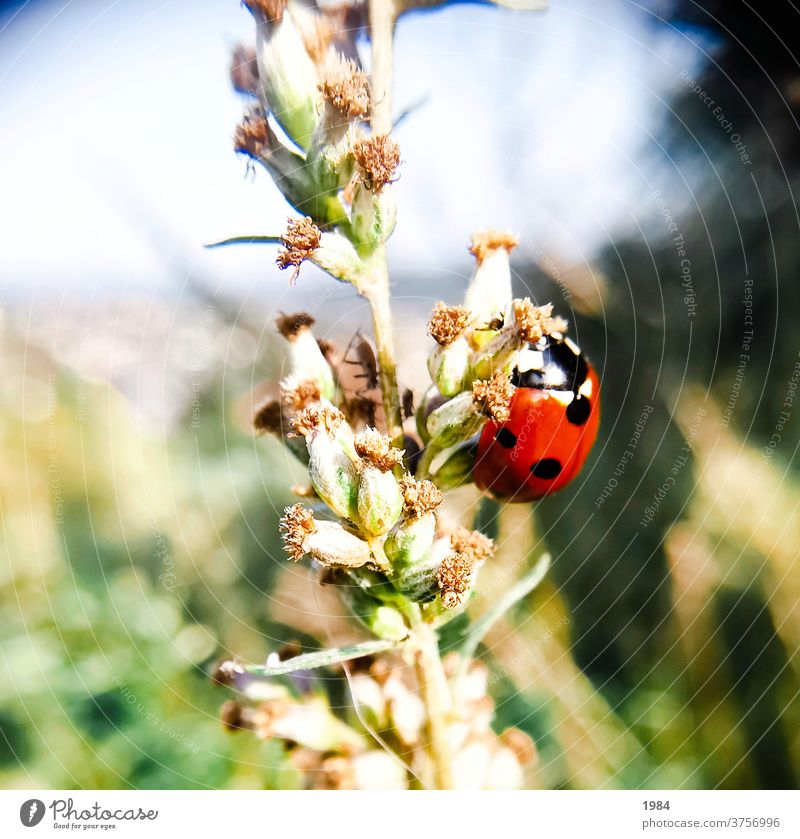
[[566, 395, 591, 426], [531, 458, 562, 480], [495, 427, 518, 449]]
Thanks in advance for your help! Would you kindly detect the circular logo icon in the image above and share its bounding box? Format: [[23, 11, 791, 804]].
[[19, 799, 45, 827]]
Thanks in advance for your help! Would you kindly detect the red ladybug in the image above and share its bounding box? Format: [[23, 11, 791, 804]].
[[473, 334, 600, 501]]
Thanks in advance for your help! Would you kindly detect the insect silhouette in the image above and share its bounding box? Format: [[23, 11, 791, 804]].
[[338, 331, 384, 430]]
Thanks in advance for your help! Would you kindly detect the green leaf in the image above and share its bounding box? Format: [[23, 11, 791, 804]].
[[458, 552, 551, 667], [205, 235, 283, 249], [244, 639, 399, 677]]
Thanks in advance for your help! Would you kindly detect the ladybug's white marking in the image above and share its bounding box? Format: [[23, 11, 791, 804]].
[[515, 348, 544, 373], [579, 377, 593, 398], [563, 336, 581, 356]]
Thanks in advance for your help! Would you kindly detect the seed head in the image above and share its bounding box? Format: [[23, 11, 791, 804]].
[[318, 57, 370, 120], [449, 526, 495, 563], [352, 135, 401, 193], [513, 299, 568, 344], [281, 377, 322, 411], [276, 217, 322, 281], [354, 428, 404, 472], [291, 405, 345, 438], [220, 700, 248, 732], [275, 310, 315, 341], [398, 476, 443, 518], [230, 45, 259, 95], [280, 503, 317, 561], [469, 229, 519, 264], [437, 550, 475, 609], [472, 372, 515, 424], [244, 0, 288, 22], [252, 398, 284, 435], [427, 302, 470, 346], [234, 113, 269, 158]]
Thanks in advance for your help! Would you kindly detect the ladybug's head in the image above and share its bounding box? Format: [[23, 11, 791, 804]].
[[511, 334, 588, 393]]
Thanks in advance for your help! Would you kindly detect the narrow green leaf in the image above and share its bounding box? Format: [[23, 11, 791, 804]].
[[458, 552, 551, 668], [244, 639, 398, 677], [205, 235, 283, 249]]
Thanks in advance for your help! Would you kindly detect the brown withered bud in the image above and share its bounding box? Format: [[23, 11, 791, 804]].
[[280, 503, 318, 561], [275, 310, 315, 341], [234, 112, 269, 158], [318, 57, 370, 120], [450, 526, 495, 564], [230, 44, 259, 95], [354, 428, 404, 472], [210, 658, 245, 687], [291, 405, 345, 438], [472, 372, 515, 424], [437, 550, 475, 609], [469, 229, 519, 263], [252, 398, 284, 435], [244, 0, 288, 22], [398, 475, 443, 518], [281, 378, 322, 411], [427, 302, 470, 346], [220, 700, 249, 732], [352, 135, 401, 192], [513, 299, 568, 344], [276, 217, 322, 280]]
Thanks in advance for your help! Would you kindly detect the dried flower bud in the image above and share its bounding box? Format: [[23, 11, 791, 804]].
[[245, 0, 288, 21], [428, 303, 470, 347], [357, 467, 404, 537], [318, 56, 371, 122], [472, 372, 515, 424], [291, 405, 344, 437], [234, 112, 270, 157], [398, 476, 443, 519], [248, 1, 320, 149], [280, 504, 371, 567], [291, 409, 361, 521], [471, 298, 566, 381], [276, 309, 337, 400], [425, 391, 484, 448], [428, 338, 471, 398], [280, 377, 322, 411], [230, 44, 260, 96], [437, 549, 475, 609], [276, 217, 322, 280], [352, 135, 401, 193], [464, 229, 518, 327], [220, 700, 248, 732], [354, 428, 404, 471], [468, 229, 519, 264], [512, 299, 567, 344], [449, 526, 495, 564]]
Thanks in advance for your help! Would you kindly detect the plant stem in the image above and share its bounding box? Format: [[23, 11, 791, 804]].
[[369, 0, 396, 135], [366, 0, 403, 442], [368, 0, 452, 788], [410, 618, 454, 789], [363, 266, 403, 442]]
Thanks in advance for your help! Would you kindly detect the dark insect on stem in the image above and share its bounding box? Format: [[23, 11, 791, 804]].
[[337, 331, 385, 430]]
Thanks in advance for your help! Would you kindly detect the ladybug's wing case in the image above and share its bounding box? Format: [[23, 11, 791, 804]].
[[474, 366, 600, 501]]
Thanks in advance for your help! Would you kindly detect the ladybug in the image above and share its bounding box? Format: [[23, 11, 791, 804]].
[[473, 333, 600, 501]]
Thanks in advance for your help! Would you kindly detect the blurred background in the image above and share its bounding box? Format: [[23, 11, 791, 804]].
[[2, 0, 800, 789]]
